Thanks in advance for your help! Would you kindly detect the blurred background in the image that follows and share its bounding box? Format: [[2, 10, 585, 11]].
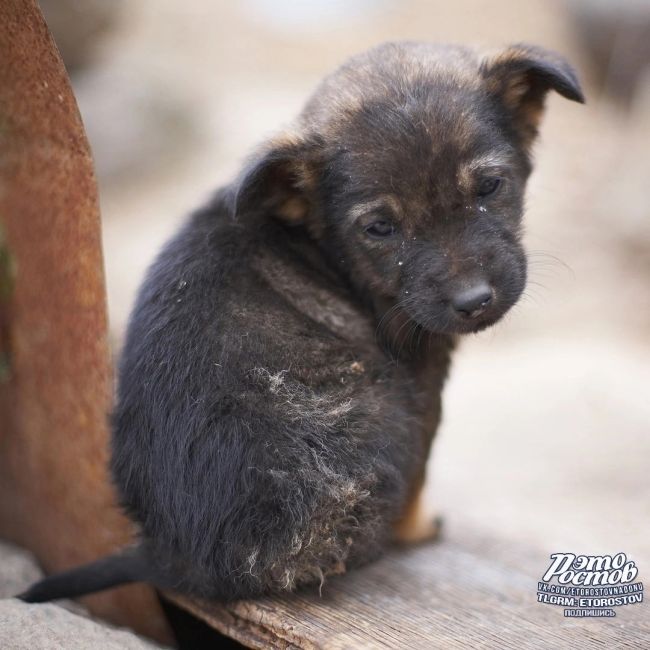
[[42, 0, 650, 564]]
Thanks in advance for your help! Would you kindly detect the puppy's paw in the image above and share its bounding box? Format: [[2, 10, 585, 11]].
[[393, 511, 444, 546]]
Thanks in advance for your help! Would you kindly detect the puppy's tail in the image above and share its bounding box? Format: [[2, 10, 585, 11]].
[[17, 546, 150, 603]]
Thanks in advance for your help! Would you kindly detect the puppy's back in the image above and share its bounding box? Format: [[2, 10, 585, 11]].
[[111, 196, 420, 599]]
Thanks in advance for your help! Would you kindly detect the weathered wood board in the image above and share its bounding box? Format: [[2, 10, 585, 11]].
[[170, 523, 648, 649]]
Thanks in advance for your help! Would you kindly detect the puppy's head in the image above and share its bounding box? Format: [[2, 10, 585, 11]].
[[232, 42, 583, 336]]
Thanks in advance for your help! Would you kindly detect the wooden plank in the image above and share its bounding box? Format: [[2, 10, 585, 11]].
[[0, 1, 172, 643], [169, 523, 648, 649]]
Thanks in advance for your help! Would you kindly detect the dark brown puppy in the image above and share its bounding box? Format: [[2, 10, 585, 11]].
[[20, 42, 583, 603]]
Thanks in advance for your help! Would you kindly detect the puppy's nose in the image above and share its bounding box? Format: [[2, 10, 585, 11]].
[[451, 282, 493, 318]]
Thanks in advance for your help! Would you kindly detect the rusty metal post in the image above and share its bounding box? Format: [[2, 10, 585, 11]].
[[0, 1, 172, 643]]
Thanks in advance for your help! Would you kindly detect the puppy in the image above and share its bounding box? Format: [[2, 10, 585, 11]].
[[20, 42, 583, 603]]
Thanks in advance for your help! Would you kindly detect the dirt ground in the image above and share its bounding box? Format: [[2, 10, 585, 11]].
[[72, 0, 649, 570]]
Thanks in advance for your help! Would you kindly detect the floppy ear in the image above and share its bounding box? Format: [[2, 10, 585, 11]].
[[481, 44, 585, 148], [230, 133, 321, 225]]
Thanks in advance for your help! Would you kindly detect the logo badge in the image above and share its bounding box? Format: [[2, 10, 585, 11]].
[[537, 553, 644, 617]]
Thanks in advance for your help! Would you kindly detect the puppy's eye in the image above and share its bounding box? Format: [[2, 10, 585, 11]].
[[365, 220, 396, 239], [477, 177, 502, 197]]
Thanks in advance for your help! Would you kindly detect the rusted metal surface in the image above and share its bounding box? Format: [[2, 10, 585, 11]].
[[0, 1, 171, 643]]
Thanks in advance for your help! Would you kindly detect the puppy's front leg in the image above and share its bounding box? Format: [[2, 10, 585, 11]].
[[392, 474, 443, 545], [393, 372, 446, 545]]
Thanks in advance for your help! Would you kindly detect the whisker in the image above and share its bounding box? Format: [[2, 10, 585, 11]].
[[527, 250, 575, 278]]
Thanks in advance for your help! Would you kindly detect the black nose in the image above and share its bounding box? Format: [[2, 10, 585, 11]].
[[451, 282, 493, 319]]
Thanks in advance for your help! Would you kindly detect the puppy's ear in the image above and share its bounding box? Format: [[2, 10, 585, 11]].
[[230, 133, 321, 225], [481, 44, 584, 148]]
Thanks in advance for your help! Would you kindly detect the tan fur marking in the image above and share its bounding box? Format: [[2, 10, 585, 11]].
[[277, 196, 309, 224], [457, 150, 512, 190], [346, 195, 402, 222], [393, 484, 440, 544]]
